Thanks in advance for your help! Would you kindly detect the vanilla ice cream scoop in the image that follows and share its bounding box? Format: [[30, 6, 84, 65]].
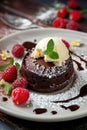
[[31, 37, 69, 66]]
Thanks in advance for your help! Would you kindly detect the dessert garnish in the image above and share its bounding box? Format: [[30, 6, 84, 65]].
[[70, 40, 80, 46], [0, 64, 29, 104], [62, 39, 70, 49], [12, 77, 28, 89], [44, 39, 59, 59], [12, 87, 29, 105], [2, 65, 17, 82], [0, 46, 29, 105], [31, 37, 69, 66], [0, 79, 12, 95], [0, 50, 10, 60], [12, 43, 24, 58]]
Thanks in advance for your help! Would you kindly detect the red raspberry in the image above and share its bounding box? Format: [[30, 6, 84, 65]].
[[69, 10, 82, 21], [12, 44, 24, 58], [66, 20, 79, 30], [52, 18, 67, 28], [12, 87, 29, 105], [57, 7, 67, 18], [62, 39, 70, 49], [2, 65, 17, 82], [12, 77, 28, 89], [67, 0, 79, 9]]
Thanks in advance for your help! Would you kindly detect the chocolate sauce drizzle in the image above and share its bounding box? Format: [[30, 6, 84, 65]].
[[52, 84, 87, 103], [60, 105, 79, 111], [73, 59, 84, 71], [51, 111, 57, 115], [71, 51, 87, 67], [33, 108, 47, 114], [2, 97, 8, 102], [23, 41, 35, 51]]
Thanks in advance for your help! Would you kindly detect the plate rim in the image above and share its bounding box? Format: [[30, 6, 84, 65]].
[[0, 28, 87, 42]]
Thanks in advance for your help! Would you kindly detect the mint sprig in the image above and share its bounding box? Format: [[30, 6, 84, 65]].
[[44, 39, 59, 59], [1, 81, 12, 96]]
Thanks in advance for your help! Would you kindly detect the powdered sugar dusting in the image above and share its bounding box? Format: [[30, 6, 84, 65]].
[[30, 70, 87, 111], [25, 49, 72, 78]]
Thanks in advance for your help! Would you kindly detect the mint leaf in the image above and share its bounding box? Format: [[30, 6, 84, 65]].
[[44, 39, 54, 55], [49, 51, 59, 59], [0, 63, 9, 71], [44, 50, 50, 55], [0, 58, 14, 71], [3, 82, 12, 95], [44, 39, 59, 60], [47, 39, 54, 52], [9, 58, 14, 65], [15, 62, 20, 70]]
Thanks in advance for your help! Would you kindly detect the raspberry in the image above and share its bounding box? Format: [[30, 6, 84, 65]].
[[62, 39, 70, 49], [66, 21, 79, 30], [12, 87, 29, 105], [52, 18, 67, 28], [67, 0, 79, 9], [2, 65, 17, 82], [12, 77, 28, 89], [57, 7, 67, 18], [69, 10, 82, 21], [12, 44, 24, 58]]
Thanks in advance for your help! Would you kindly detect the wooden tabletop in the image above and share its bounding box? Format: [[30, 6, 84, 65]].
[[0, 0, 87, 130]]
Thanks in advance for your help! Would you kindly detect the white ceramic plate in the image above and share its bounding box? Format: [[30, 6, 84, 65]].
[[0, 28, 87, 122]]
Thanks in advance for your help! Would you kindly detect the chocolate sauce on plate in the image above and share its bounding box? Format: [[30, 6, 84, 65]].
[[33, 108, 47, 114], [60, 105, 79, 111], [52, 84, 87, 103], [51, 111, 57, 115], [23, 41, 35, 50], [73, 59, 84, 71], [71, 51, 87, 67], [2, 97, 8, 102]]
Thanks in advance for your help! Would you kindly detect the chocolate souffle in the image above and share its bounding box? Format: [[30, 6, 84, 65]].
[[21, 37, 75, 93]]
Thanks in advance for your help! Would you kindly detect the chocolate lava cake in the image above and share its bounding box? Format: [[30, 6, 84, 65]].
[[21, 50, 75, 93]]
